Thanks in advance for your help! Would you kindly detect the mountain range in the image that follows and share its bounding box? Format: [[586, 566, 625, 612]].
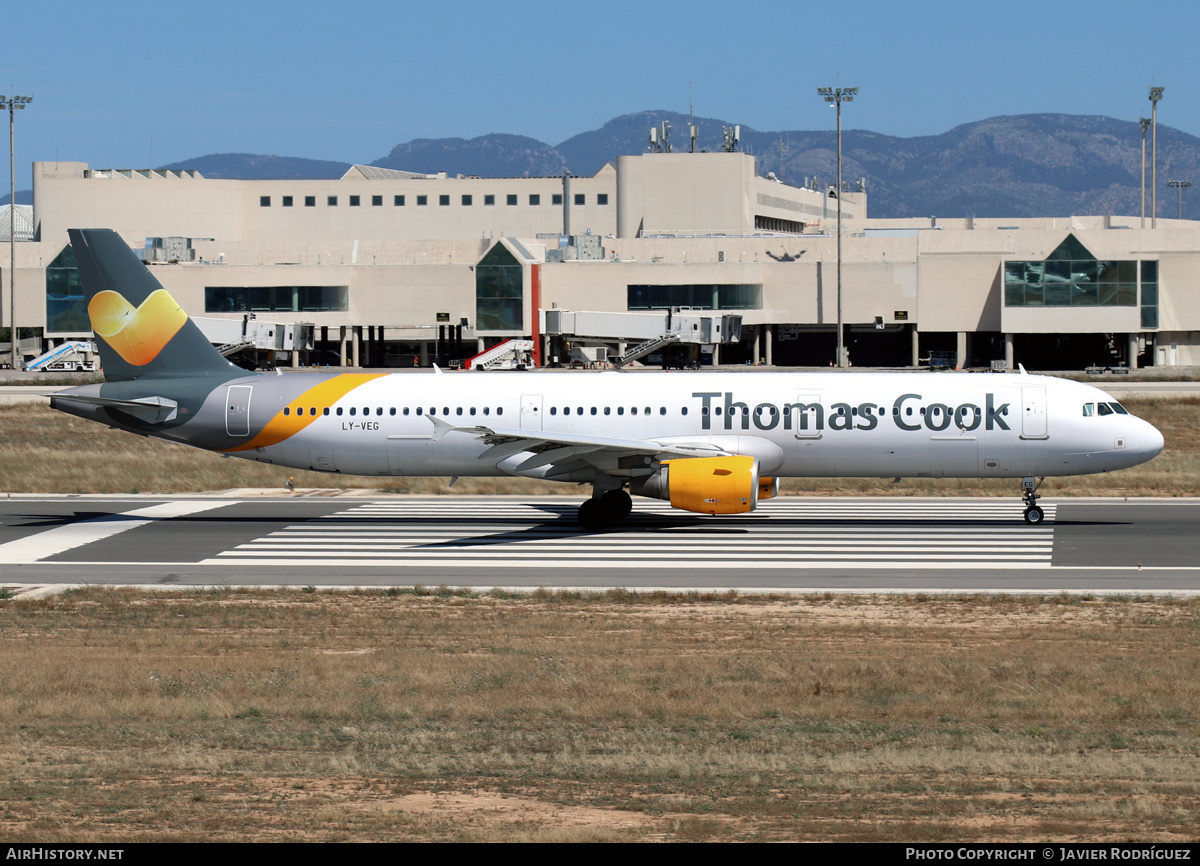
[[13, 112, 1200, 220]]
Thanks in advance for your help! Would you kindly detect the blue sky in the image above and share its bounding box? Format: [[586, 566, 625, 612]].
[[3, 0, 1196, 189]]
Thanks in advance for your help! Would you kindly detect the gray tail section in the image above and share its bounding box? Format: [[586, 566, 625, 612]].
[[68, 229, 240, 382]]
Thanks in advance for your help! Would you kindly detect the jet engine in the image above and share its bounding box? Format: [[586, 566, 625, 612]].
[[629, 455, 762, 515]]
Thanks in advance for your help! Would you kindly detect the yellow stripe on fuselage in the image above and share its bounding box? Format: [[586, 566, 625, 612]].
[[224, 373, 386, 452]]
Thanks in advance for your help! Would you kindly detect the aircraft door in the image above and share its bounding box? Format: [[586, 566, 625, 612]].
[[790, 394, 835, 474], [225, 385, 252, 436], [520, 394, 543, 431], [1021, 386, 1048, 439]]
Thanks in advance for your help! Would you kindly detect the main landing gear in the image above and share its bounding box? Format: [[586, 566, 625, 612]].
[[577, 488, 632, 531], [1021, 476, 1045, 525]]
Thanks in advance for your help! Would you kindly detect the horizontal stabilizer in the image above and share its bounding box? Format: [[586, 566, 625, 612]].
[[50, 393, 179, 424]]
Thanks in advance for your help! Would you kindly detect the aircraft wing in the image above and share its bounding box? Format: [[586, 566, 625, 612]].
[[427, 416, 731, 477]]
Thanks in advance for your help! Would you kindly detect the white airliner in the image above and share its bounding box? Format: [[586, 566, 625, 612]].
[[52, 229, 1164, 528]]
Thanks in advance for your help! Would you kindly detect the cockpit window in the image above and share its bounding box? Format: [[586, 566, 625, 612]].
[[1109, 402, 1129, 415], [1083, 403, 1095, 416], [1097, 403, 1114, 416]]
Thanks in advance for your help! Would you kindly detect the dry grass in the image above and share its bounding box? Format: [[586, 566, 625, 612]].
[[0, 589, 1197, 841], [2, 397, 1197, 496]]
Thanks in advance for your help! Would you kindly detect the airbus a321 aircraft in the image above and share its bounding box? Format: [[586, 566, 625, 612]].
[[52, 229, 1164, 528]]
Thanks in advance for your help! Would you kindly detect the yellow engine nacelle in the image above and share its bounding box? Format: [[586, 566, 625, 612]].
[[632, 455, 761, 515], [758, 476, 780, 500]]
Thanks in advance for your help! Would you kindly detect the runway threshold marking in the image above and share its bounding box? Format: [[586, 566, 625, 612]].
[[0, 501, 227, 565], [203, 499, 1058, 569]]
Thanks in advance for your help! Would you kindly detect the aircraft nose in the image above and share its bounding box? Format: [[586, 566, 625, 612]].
[[1128, 418, 1165, 462], [1142, 421, 1165, 459]]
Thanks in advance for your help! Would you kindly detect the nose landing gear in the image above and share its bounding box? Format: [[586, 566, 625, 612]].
[[1022, 476, 1045, 525]]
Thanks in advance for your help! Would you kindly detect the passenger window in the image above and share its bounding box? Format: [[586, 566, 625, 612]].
[[323, 407, 330, 416], [604, 407, 611, 415], [590, 407, 596, 415], [551, 407, 557, 415], [377, 408, 383, 416], [617, 407, 624, 415], [682, 407, 688, 415], [350, 408, 356, 416], [309, 408, 317, 416], [416, 407, 423, 415], [470, 407, 476, 415], [483, 407, 489, 415], [283, 407, 290, 416], [456, 407, 463, 416], [337, 407, 343, 416], [403, 408, 409, 415], [660, 407, 666, 415], [497, 408, 503, 415]]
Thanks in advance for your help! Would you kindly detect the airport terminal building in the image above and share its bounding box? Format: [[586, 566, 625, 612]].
[[11, 150, 1200, 370]]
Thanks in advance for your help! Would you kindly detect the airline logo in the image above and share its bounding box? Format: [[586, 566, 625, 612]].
[[88, 289, 189, 367]]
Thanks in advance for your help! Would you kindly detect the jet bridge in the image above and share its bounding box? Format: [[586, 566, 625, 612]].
[[544, 310, 741, 367]]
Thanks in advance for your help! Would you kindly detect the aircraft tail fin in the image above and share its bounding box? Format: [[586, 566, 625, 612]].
[[68, 229, 240, 383]]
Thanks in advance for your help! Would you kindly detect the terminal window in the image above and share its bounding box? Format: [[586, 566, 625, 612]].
[[462, 195, 472, 206], [205, 286, 349, 313], [475, 243, 523, 331], [305, 196, 316, 207], [1005, 235, 1138, 308], [440, 195, 450, 206], [372, 195, 383, 206], [282, 196, 293, 207], [485, 194, 495, 206], [529, 194, 540, 205], [507, 194, 518, 206], [417, 195, 427, 206], [260, 196, 270, 207], [552, 194, 563, 205], [46, 244, 88, 333], [394, 195, 405, 206], [597, 194, 609, 205], [628, 284, 762, 311], [349, 195, 360, 207], [327, 196, 338, 206], [575, 194, 585, 205]]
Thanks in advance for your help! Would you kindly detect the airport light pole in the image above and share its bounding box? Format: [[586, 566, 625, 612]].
[[1168, 179, 1191, 220], [0, 94, 31, 370], [1140, 117, 1151, 228], [818, 85, 857, 368], [1149, 87, 1164, 229]]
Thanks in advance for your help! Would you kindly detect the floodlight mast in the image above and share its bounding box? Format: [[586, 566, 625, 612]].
[[1168, 179, 1191, 220], [1140, 117, 1151, 228], [817, 86, 857, 368], [1149, 87, 1164, 229], [0, 94, 31, 370]]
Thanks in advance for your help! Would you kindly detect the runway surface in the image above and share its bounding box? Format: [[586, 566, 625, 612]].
[[1, 495, 1198, 594]]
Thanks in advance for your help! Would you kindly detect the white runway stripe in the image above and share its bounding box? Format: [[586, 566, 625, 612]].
[[204, 498, 1057, 569]]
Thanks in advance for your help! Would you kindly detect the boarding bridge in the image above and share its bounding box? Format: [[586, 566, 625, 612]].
[[463, 339, 534, 370], [544, 310, 741, 366], [192, 315, 314, 361]]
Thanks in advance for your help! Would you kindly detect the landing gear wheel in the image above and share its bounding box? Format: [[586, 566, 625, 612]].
[[1020, 476, 1045, 527], [600, 489, 633, 521], [578, 498, 607, 531]]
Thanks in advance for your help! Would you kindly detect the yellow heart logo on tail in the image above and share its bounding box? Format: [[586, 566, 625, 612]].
[[88, 289, 189, 367]]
